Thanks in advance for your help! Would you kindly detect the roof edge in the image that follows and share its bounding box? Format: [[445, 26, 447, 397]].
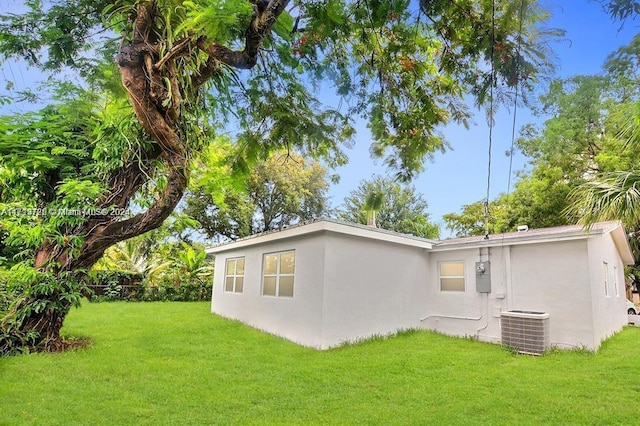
[[431, 221, 625, 251], [205, 218, 434, 254]]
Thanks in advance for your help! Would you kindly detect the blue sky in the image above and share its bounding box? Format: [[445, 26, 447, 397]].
[[327, 1, 639, 237], [0, 1, 638, 237]]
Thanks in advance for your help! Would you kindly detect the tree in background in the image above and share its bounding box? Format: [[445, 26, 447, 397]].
[[338, 176, 439, 239], [443, 165, 574, 237], [185, 147, 330, 242], [444, 35, 640, 238], [0, 0, 556, 353], [565, 34, 640, 259]]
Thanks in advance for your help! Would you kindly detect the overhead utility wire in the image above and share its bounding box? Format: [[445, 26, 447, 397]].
[[506, 0, 527, 197], [484, 0, 496, 240]]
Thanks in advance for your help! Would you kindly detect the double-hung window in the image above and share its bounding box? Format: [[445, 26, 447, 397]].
[[224, 257, 245, 293], [440, 261, 465, 292], [262, 251, 295, 297]]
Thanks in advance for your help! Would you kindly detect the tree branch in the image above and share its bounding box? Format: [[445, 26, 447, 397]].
[[154, 36, 193, 71], [193, 0, 290, 87]]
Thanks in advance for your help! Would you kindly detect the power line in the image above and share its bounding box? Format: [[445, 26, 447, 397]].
[[484, 0, 496, 240], [507, 0, 527, 197]]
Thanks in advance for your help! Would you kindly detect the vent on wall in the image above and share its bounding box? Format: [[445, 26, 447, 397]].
[[500, 310, 550, 355]]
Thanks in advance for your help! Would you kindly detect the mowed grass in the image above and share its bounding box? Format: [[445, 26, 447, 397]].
[[1, 302, 640, 425]]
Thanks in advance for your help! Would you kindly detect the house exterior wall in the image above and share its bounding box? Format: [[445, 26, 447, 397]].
[[587, 233, 628, 347], [422, 247, 508, 343], [208, 220, 632, 352], [508, 239, 596, 349], [319, 233, 430, 348], [426, 238, 620, 350], [211, 233, 327, 348]]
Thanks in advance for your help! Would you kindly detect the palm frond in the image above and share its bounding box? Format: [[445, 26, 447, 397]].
[[567, 171, 640, 225]]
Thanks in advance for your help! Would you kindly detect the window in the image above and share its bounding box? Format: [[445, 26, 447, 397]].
[[262, 251, 295, 297], [440, 261, 465, 292], [603, 262, 609, 297], [224, 257, 245, 293], [614, 266, 619, 297]]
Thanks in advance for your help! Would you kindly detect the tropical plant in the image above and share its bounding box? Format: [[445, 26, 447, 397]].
[[97, 239, 172, 283], [363, 190, 385, 227], [170, 243, 213, 284]]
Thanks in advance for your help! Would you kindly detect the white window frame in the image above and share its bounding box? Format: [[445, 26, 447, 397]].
[[603, 261, 609, 297], [613, 266, 619, 297], [439, 261, 466, 292], [224, 257, 245, 294], [262, 250, 295, 298]]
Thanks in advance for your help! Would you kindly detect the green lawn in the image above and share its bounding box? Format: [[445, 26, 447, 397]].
[[1, 302, 639, 425]]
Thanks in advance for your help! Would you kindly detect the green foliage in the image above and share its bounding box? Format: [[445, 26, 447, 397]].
[[601, 0, 640, 23], [21, 0, 558, 181], [84, 270, 144, 302], [338, 175, 439, 239], [91, 238, 212, 302], [0, 269, 16, 315], [0, 269, 85, 355], [0, 0, 111, 72], [180, 0, 254, 43], [141, 242, 213, 302], [298, 0, 559, 179], [97, 239, 172, 281], [445, 35, 640, 241], [186, 147, 331, 241]]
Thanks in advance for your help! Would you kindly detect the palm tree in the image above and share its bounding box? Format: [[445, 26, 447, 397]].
[[97, 239, 171, 283], [363, 190, 385, 227], [567, 171, 640, 227]]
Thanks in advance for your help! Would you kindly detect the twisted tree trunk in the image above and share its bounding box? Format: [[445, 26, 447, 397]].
[[1, 0, 288, 354]]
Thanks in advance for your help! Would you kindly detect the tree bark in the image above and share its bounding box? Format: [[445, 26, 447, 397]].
[[2, 0, 289, 354]]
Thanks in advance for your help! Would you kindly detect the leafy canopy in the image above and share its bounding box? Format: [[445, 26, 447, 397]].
[[444, 34, 640, 238], [185, 146, 330, 241], [338, 175, 439, 239]]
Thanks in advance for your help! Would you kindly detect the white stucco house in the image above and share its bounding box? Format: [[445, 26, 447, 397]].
[[206, 219, 634, 352]]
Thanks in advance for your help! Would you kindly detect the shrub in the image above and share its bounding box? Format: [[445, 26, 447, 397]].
[[141, 274, 212, 302], [83, 270, 144, 302], [0, 268, 20, 316]]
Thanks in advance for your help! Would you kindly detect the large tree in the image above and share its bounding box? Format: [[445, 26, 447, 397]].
[[338, 175, 439, 239], [185, 148, 330, 241], [566, 33, 640, 257], [0, 0, 556, 354]]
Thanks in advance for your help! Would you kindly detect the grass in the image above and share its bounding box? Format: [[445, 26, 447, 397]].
[[1, 302, 640, 425]]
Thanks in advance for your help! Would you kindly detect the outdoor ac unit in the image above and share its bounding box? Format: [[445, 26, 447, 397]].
[[500, 310, 550, 355]]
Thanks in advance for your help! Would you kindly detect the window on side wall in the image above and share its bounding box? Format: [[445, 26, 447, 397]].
[[224, 257, 245, 293], [613, 266, 619, 297], [262, 250, 295, 298], [603, 261, 609, 297], [440, 261, 465, 292]]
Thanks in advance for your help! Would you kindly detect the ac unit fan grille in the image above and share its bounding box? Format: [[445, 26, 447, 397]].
[[500, 311, 550, 355]]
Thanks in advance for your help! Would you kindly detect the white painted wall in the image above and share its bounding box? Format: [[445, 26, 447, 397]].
[[422, 247, 507, 343], [319, 233, 430, 348], [426, 237, 626, 350], [209, 221, 631, 351], [587, 232, 628, 347], [211, 229, 433, 349], [211, 233, 327, 348], [509, 239, 595, 349]]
